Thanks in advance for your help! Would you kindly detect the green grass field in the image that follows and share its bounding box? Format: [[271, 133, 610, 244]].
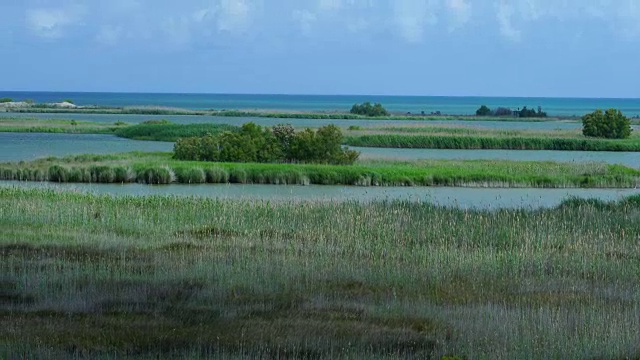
[[2, 187, 640, 358], [0, 117, 122, 134], [1, 152, 639, 188]]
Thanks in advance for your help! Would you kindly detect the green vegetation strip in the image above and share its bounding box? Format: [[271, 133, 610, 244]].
[[1, 152, 638, 188], [0, 117, 122, 134], [114, 122, 236, 141], [2, 187, 640, 358], [6, 106, 562, 121], [344, 134, 640, 151]]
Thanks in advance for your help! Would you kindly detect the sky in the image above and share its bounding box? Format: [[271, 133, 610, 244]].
[[1, 0, 639, 98]]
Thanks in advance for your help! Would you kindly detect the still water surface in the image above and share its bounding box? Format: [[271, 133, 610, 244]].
[[0, 133, 172, 162], [2, 181, 638, 210]]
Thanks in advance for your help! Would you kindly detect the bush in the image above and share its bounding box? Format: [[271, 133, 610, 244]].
[[494, 107, 514, 116], [519, 106, 547, 118], [350, 102, 389, 117], [0, 98, 13, 103], [174, 123, 360, 165], [476, 105, 491, 116], [582, 109, 632, 139]]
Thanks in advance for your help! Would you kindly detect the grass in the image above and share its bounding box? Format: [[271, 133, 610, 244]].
[[3, 118, 640, 152], [0, 117, 124, 134], [114, 123, 237, 141], [1, 152, 639, 188], [5, 105, 574, 121], [343, 125, 640, 151], [344, 134, 640, 151], [1, 187, 640, 358]]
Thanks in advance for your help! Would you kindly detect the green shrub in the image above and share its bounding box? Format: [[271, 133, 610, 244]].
[[0, 98, 13, 103], [582, 109, 632, 139], [350, 102, 389, 117], [476, 105, 491, 116], [519, 106, 547, 118], [114, 121, 127, 126], [174, 123, 360, 165], [62, 99, 74, 104]]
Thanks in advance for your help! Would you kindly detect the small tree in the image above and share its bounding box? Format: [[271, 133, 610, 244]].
[[350, 102, 390, 117], [582, 109, 632, 139], [476, 105, 491, 116], [494, 107, 513, 116]]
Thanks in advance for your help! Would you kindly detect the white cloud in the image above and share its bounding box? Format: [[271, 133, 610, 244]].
[[26, 7, 84, 39], [292, 9, 318, 35], [446, 0, 471, 31], [496, 1, 521, 42], [217, 0, 254, 33], [393, 0, 438, 43], [318, 0, 344, 11], [95, 25, 123, 45]]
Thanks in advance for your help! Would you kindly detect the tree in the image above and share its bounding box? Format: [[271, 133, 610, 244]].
[[582, 109, 632, 139], [174, 122, 360, 165], [476, 105, 491, 116], [350, 102, 390, 117]]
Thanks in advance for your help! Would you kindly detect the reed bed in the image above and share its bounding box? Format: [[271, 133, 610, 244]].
[[0, 117, 120, 134], [1, 152, 639, 188], [114, 123, 236, 142], [1, 187, 640, 359], [344, 134, 640, 151]]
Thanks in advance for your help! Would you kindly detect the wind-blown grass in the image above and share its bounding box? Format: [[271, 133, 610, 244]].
[[1, 152, 639, 188], [1, 187, 640, 358]]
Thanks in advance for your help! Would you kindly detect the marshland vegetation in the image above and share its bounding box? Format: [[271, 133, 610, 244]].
[[2, 187, 640, 359], [1, 152, 638, 188]]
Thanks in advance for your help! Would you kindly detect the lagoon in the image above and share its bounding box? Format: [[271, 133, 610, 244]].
[[0, 133, 172, 162]]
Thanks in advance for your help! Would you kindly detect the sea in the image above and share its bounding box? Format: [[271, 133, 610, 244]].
[[1, 92, 640, 117]]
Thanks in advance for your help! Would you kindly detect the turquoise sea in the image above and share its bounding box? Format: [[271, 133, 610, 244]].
[[1, 91, 640, 117]]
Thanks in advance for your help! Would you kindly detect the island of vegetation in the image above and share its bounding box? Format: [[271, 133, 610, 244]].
[[1, 150, 638, 188]]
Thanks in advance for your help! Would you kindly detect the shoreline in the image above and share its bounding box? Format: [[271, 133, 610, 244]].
[[1, 103, 578, 121]]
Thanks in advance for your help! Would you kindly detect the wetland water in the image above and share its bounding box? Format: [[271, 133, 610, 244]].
[[0, 133, 172, 162], [1, 133, 638, 167], [0, 112, 588, 130], [2, 181, 639, 209]]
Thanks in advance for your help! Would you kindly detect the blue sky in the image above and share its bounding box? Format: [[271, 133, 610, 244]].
[[1, 0, 639, 98]]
